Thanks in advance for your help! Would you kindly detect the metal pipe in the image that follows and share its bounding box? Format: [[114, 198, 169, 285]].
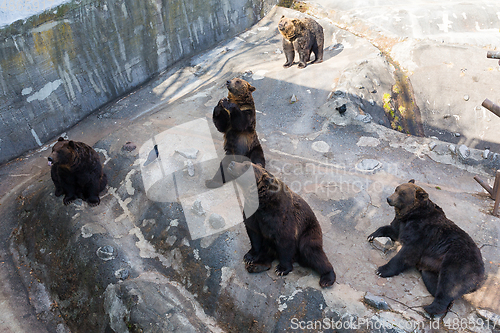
[[482, 99, 500, 118], [493, 170, 500, 216], [487, 51, 500, 59], [474, 176, 494, 197]]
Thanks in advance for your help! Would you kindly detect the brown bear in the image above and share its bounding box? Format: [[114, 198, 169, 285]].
[[48, 137, 107, 206], [278, 15, 324, 69], [227, 161, 336, 288], [205, 78, 265, 188], [367, 180, 485, 316]]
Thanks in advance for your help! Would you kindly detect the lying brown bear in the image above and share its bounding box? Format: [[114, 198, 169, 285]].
[[278, 15, 324, 69], [227, 160, 336, 288], [48, 137, 107, 206], [368, 180, 485, 316]]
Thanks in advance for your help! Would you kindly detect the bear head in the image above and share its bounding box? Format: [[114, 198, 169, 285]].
[[226, 78, 256, 104], [48, 137, 76, 166], [278, 16, 303, 40], [387, 179, 429, 216], [227, 161, 282, 198]]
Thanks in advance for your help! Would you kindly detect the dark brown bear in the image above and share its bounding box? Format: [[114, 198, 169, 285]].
[[48, 137, 107, 206], [278, 15, 324, 69], [206, 78, 265, 188], [368, 180, 485, 316], [227, 161, 336, 288]]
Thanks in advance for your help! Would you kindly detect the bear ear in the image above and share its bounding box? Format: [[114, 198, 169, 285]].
[[249, 85, 256, 92], [68, 140, 76, 149], [416, 187, 428, 201], [58, 137, 65, 142], [408, 179, 415, 184]]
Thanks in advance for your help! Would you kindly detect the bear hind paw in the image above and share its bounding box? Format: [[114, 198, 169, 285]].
[[275, 264, 293, 276], [319, 271, 336, 288]]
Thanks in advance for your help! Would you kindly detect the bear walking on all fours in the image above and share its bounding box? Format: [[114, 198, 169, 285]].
[[205, 78, 265, 188], [48, 137, 107, 206], [367, 180, 485, 316], [227, 161, 336, 288], [278, 15, 324, 69]]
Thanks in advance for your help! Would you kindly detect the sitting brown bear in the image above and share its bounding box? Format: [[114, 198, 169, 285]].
[[48, 137, 107, 206], [227, 161, 336, 288], [278, 15, 324, 69], [368, 180, 485, 316], [206, 78, 265, 188]]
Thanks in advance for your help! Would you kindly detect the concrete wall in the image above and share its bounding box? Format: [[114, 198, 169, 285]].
[[0, 0, 278, 164]]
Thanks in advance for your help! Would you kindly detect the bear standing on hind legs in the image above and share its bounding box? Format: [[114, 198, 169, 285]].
[[206, 78, 265, 188], [278, 15, 324, 69], [367, 180, 485, 316], [48, 137, 107, 206], [227, 161, 336, 288]]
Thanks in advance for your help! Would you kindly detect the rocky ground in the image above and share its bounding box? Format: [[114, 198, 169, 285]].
[[1, 2, 500, 332]]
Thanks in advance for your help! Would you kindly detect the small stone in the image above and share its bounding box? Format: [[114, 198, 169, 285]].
[[448, 144, 456, 154], [378, 120, 384, 125], [175, 148, 199, 159], [355, 84, 365, 89], [483, 149, 490, 159], [454, 132, 461, 137], [275, 49, 282, 54], [209, 213, 225, 230], [371, 237, 394, 252], [185, 160, 195, 177], [191, 200, 206, 216], [115, 268, 129, 280], [428, 141, 437, 151], [122, 141, 137, 152], [369, 99, 375, 105], [463, 95, 470, 101], [355, 114, 373, 123], [96, 245, 116, 261], [357, 159, 381, 171], [443, 114, 451, 119], [477, 309, 500, 327], [357, 136, 380, 147], [312, 141, 330, 153], [290, 94, 298, 104], [364, 292, 391, 310], [457, 144, 470, 159]]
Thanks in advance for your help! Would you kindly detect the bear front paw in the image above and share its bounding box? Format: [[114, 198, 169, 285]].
[[63, 195, 76, 205], [376, 264, 397, 278], [245, 262, 271, 273], [283, 62, 293, 68], [275, 264, 293, 276]]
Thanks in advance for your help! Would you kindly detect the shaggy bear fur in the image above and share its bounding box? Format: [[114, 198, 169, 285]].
[[227, 161, 336, 288], [206, 78, 265, 188], [367, 180, 485, 316], [278, 15, 324, 69], [48, 137, 107, 206]]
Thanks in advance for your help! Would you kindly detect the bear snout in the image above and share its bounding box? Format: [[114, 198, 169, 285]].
[[387, 197, 394, 206]]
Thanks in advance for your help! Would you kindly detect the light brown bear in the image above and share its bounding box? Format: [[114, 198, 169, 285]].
[[278, 15, 324, 69], [368, 180, 485, 316], [206, 78, 265, 188]]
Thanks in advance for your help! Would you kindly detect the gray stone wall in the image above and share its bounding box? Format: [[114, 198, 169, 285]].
[[0, 0, 277, 164]]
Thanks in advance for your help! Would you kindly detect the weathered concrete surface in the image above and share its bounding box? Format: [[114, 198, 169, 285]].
[[308, 0, 500, 150], [0, 0, 277, 164], [1, 2, 500, 333]]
